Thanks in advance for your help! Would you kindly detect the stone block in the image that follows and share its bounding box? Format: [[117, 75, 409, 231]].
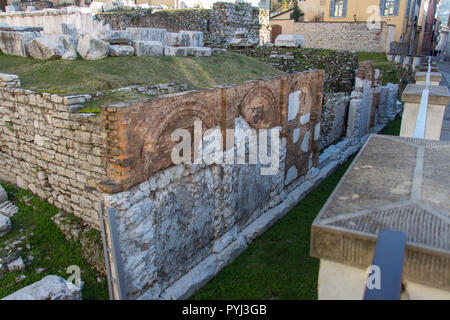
[[2, 275, 81, 300], [61, 23, 77, 40], [132, 41, 163, 56], [186, 47, 211, 57], [77, 33, 109, 60], [109, 45, 134, 57], [28, 34, 77, 60], [166, 32, 189, 47], [126, 27, 167, 46], [164, 46, 187, 56], [7, 257, 24, 272], [180, 31, 204, 47], [0, 214, 11, 237], [0, 185, 7, 204], [274, 34, 305, 47], [0, 31, 39, 57], [97, 30, 132, 44]]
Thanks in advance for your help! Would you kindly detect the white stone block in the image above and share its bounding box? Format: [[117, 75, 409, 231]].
[[2, 275, 82, 300], [288, 90, 301, 121], [132, 41, 163, 56], [28, 35, 77, 60], [109, 44, 134, 56], [164, 46, 187, 56], [0, 214, 11, 237], [77, 33, 109, 60], [275, 34, 305, 47], [126, 27, 167, 46]]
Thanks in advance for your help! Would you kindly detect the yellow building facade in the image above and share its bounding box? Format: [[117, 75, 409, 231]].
[[324, 0, 410, 42]]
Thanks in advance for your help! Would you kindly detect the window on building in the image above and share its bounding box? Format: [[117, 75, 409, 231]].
[[329, 0, 347, 18], [380, 0, 400, 17]]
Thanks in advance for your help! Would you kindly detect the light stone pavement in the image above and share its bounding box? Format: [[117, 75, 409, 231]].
[[435, 59, 450, 141]]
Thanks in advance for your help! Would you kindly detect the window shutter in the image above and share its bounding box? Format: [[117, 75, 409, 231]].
[[343, 0, 347, 17], [379, 0, 386, 16], [394, 0, 400, 16], [329, 0, 335, 17]]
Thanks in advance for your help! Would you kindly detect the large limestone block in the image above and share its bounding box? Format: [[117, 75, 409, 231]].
[[98, 30, 132, 44], [126, 27, 167, 46], [77, 33, 109, 60], [167, 32, 189, 47], [275, 34, 305, 48], [0, 31, 40, 57], [28, 35, 77, 60], [132, 41, 163, 56], [164, 46, 187, 56], [0, 214, 11, 237], [186, 47, 211, 57], [2, 275, 82, 300], [109, 44, 134, 56], [61, 23, 77, 39], [180, 31, 204, 47]]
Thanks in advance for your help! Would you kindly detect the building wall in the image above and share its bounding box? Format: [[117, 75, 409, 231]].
[[269, 20, 389, 52], [298, 0, 326, 21], [324, 0, 408, 42], [0, 85, 107, 228]]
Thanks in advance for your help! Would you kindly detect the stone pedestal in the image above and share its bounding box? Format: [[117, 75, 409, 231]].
[[311, 135, 450, 300], [414, 71, 442, 86], [400, 84, 450, 140]]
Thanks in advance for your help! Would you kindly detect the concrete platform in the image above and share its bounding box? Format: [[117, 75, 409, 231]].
[[311, 134, 450, 292]]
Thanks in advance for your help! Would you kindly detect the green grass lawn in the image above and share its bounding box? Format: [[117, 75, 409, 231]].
[[0, 182, 108, 299], [357, 52, 400, 85], [192, 117, 401, 300], [0, 52, 286, 94]]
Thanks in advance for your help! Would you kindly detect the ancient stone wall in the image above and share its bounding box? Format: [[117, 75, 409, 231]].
[[99, 67, 403, 300], [231, 47, 358, 149], [100, 71, 325, 299], [269, 21, 389, 53], [0, 7, 112, 35], [0, 4, 264, 45], [231, 47, 358, 93], [0, 81, 107, 227], [95, 9, 210, 39]]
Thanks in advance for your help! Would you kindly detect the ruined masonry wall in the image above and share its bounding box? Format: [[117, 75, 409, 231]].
[[0, 3, 265, 45], [0, 83, 107, 227]]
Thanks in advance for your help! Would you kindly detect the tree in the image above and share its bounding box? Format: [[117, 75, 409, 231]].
[[290, 2, 304, 22]]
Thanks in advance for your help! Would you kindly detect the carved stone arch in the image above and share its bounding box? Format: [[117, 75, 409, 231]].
[[142, 100, 216, 176], [238, 85, 280, 129]]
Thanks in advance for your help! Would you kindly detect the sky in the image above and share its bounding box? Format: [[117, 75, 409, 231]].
[[440, 0, 450, 26]]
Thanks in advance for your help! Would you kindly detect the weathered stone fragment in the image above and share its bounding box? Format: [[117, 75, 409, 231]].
[[186, 47, 211, 57], [0, 214, 11, 237], [28, 35, 77, 60], [132, 41, 163, 56], [164, 46, 187, 56], [109, 45, 134, 57], [180, 31, 204, 47], [126, 27, 167, 46], [98, 30, 132, 44], [2, 275, 82, 300], [77, 33, 109, 60], [274, 34, 305, 47], [0, 31, 39, 57]]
